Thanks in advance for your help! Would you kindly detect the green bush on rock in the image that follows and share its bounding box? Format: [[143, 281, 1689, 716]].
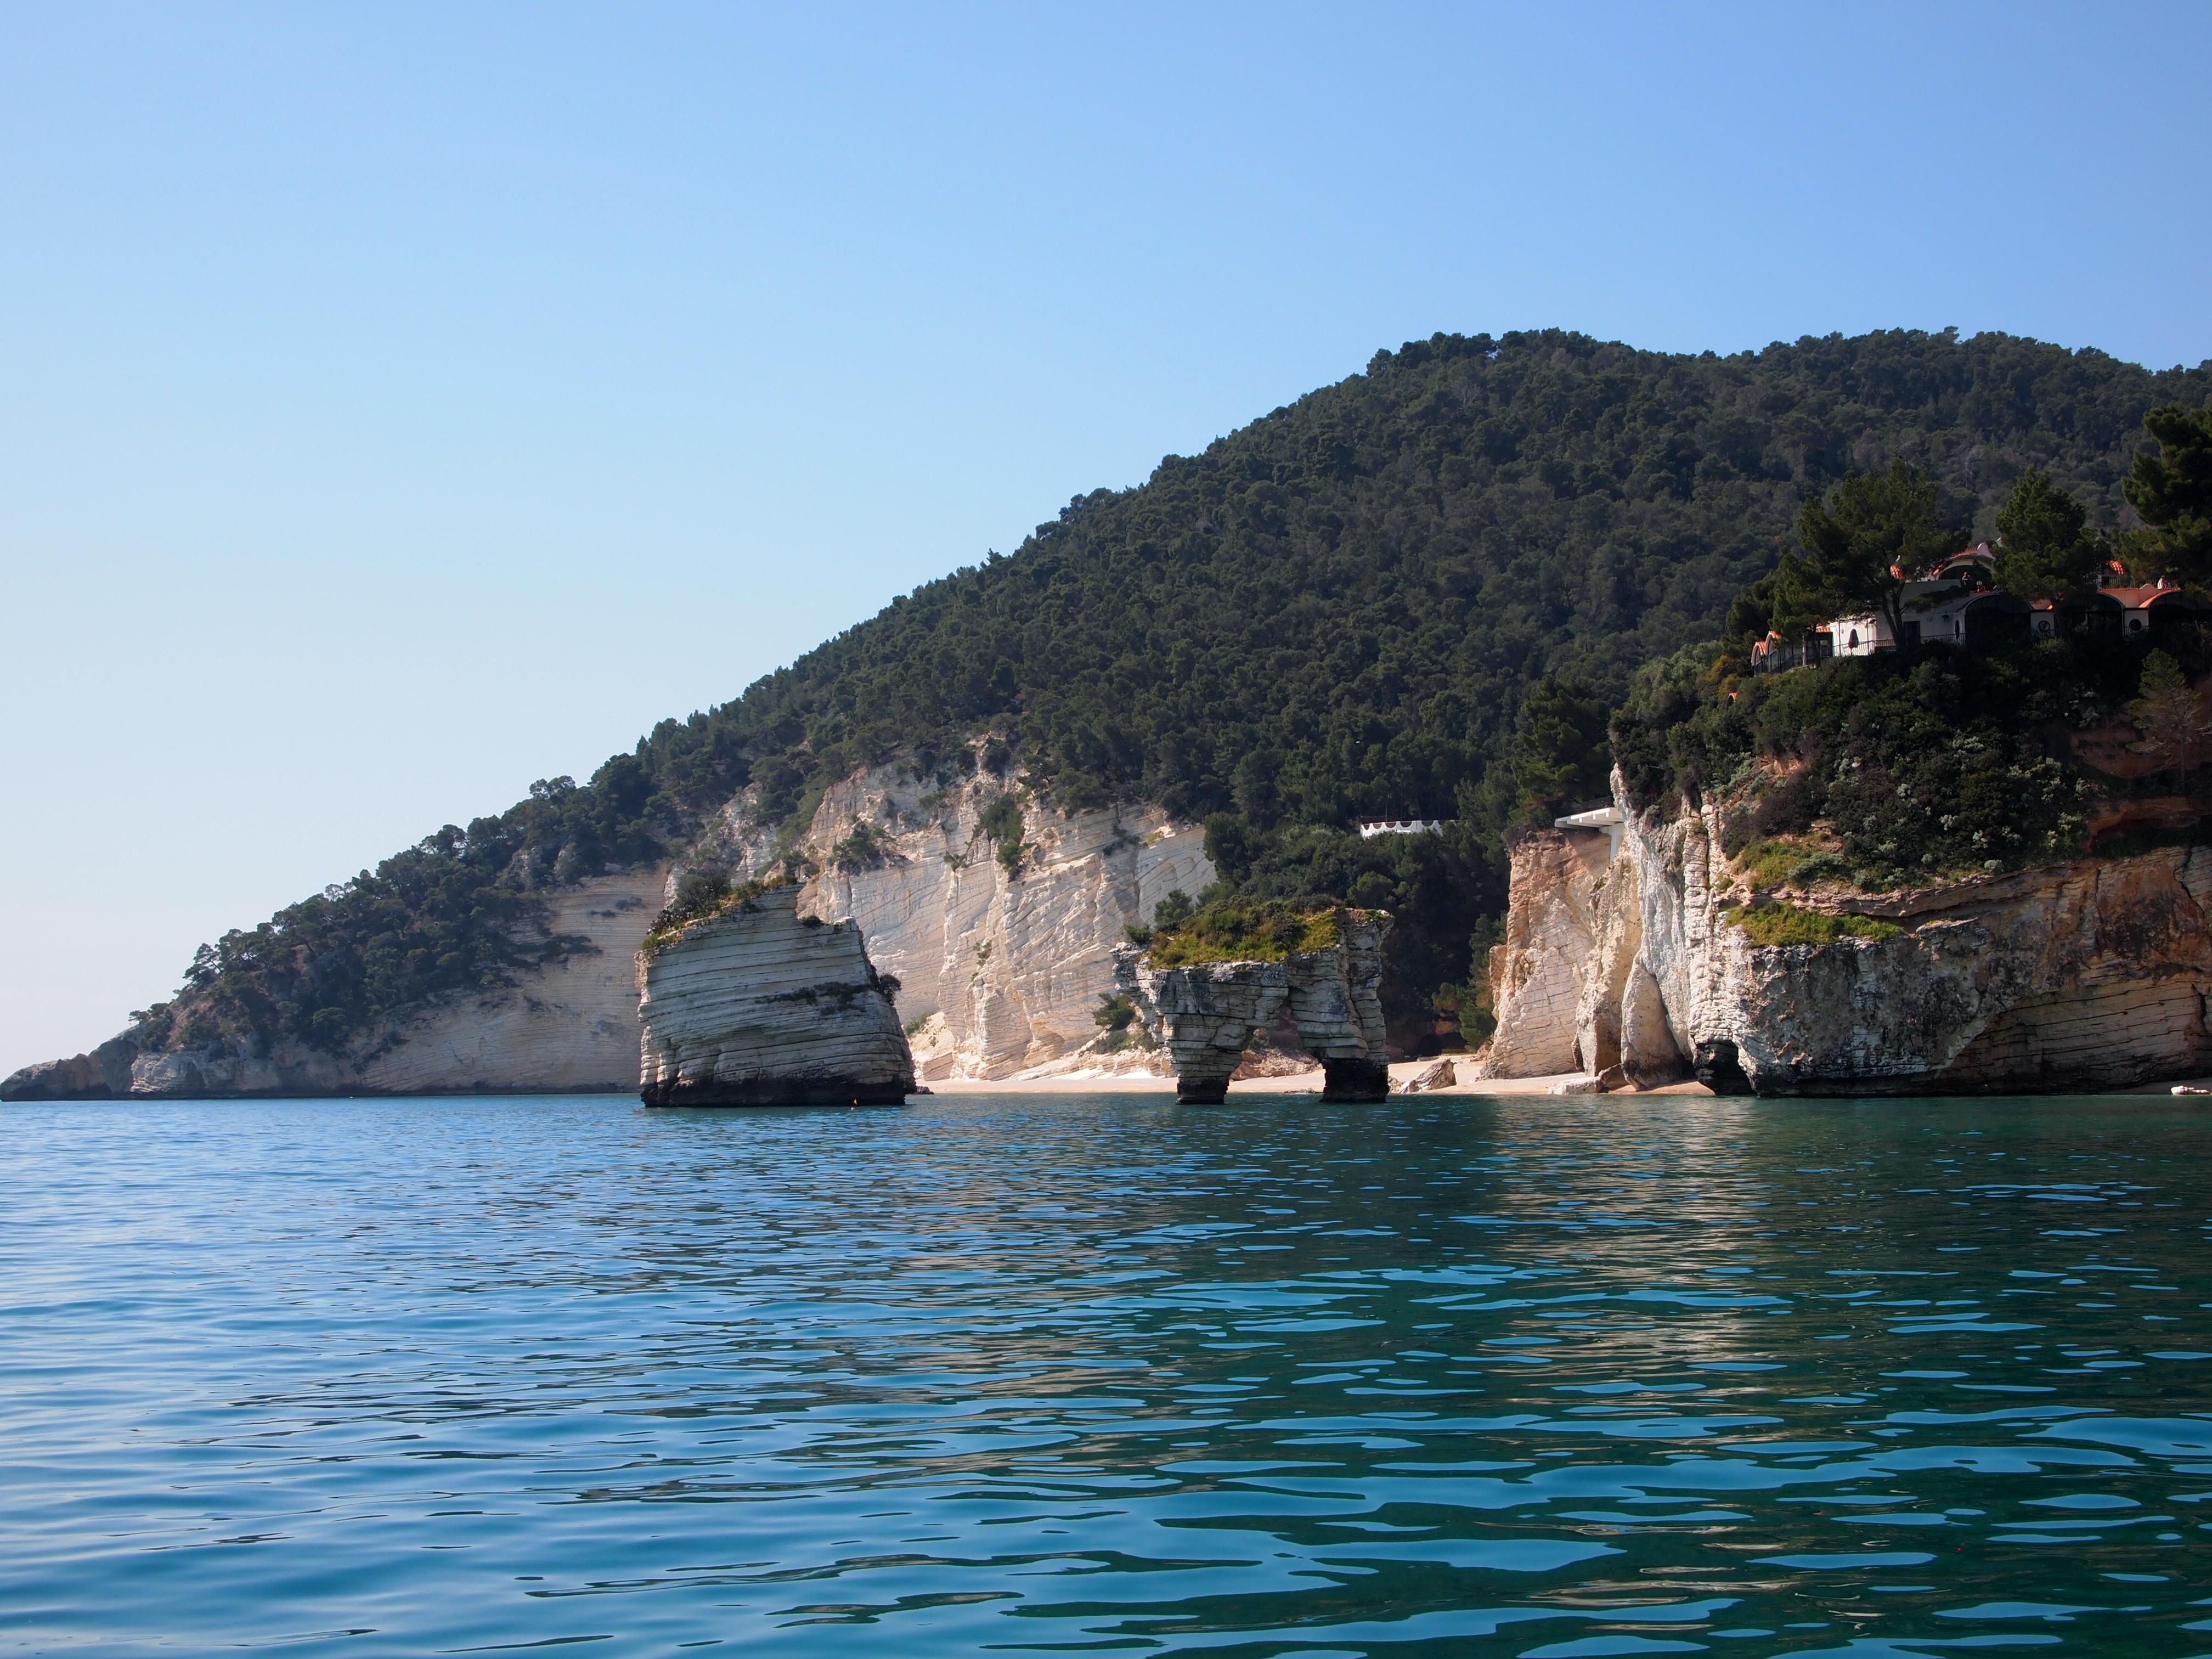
[[1145, 899, 1348, 967], [1725, 902, 1903, 947]]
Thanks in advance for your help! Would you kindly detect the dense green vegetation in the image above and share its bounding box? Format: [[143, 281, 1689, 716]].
[[1613, 637, 2102, 887], [144, 775, 665, 1053], [1615, 398, 2212, 896], [2124, 404, 2212, 582], [133, 329, 2210, 1056], [1724, 902, 1902, 947], [1991, 466, 2107, 599]]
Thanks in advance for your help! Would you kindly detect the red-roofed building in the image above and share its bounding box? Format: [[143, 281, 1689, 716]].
[[2032, 580, 2212, 641], [1752, 543, 2211, 668]]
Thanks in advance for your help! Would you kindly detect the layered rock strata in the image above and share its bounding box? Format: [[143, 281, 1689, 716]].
[[636, 885, 913, 1107], [1136, 959, 1289, 1103], [1125, 911, 1392, 1103], [1284, 911, 1393, 1101], [3, 869, 668, 1100], [1481, 780, 2212, 1096], [1477, 831, 1612, 1077]]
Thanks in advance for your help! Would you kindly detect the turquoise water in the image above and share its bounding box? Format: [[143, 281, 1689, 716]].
[[2, 1092, 2209, 1657]]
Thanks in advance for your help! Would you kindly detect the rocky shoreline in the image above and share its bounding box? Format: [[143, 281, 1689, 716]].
[[3, 743, 1212, 1102], [1479, 775, 2212, 1096]]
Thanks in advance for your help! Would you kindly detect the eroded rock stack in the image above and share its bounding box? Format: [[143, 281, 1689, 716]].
[[1126, 911, 1393, 1103], [636, 886, 915, 1107]]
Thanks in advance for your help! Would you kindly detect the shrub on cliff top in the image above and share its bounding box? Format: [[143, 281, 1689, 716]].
[[1614, 638, 2112, 887], [1146, 898, 1348, 967], [1734, 838, 1816, 889], [639, 874, 787, 958]]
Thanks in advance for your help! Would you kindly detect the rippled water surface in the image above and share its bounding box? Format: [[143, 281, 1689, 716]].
[[4, 1091, 2211, 1656]]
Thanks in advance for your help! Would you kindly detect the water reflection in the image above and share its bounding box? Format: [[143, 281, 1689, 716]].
[[0, 1091, 2207, 1656]]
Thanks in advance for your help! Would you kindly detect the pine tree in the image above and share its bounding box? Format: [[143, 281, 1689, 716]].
[[1993, 468, 2103, 599], [2124, 406, 2212, 583], [2128, 650, 2212, 792], [1779, 461, 1956, 644]]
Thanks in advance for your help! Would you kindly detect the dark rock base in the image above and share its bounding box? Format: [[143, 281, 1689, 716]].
[[1175, 1077, 1231, 1104], [1, 1071, 120, 1102], [1694, 1041, 1754, 1096], [641, 1075, 914, 1108], [1321, 1059, 1391, 1102], [1748, 1065, 2191, 1098]]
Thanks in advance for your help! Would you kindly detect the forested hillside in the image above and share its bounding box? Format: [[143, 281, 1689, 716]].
[[135, 329, 2212, 1053]]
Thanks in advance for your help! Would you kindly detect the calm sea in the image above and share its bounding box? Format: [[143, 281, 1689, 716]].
[[2, 1091, 2208, 1657]]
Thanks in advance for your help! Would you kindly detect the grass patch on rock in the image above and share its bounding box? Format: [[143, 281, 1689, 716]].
[[1724, 901, 1903, 948], [1734, 838, 1810, 889], [1146, 898, 1346, 967]]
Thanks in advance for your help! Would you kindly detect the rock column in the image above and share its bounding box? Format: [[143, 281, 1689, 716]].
[[637, 886, 915, 1107], [1285, 911, 1393, 1101]]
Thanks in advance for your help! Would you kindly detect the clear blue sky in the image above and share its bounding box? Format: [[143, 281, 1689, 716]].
[[4, 2, 2208, 1075]]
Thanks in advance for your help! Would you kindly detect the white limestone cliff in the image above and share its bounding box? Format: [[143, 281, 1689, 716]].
[[1481, 778, 2212, 1096], [6, 742, 1213, 1100], [1477, 831, 1611, 1077], [684, 749, 1215, 1081]]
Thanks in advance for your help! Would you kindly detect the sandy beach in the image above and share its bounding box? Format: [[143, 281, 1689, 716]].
[[923, 1066, 2212, 1099]]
